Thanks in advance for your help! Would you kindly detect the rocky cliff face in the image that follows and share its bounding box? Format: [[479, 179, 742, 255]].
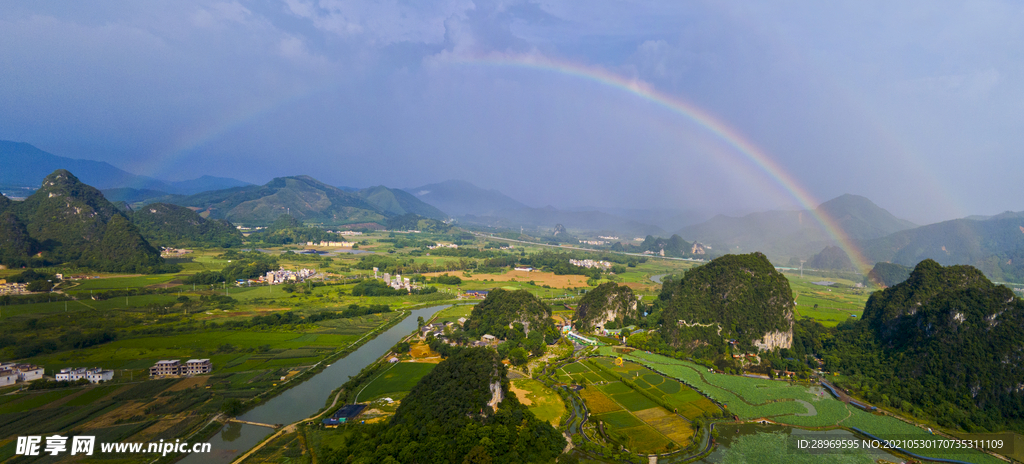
[[753, 330, 793, 351], [573, 282, 638, 331], [660, 252, 795, 351]]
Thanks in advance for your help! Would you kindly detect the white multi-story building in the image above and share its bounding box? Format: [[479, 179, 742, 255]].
[[150, 360, 181, 377], [183, 359, 212, 375], [55, 367, 113, 384]]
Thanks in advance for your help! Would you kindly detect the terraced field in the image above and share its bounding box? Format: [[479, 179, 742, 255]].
[[561, 358, 715, 452], [599, 348, 1006, 464]]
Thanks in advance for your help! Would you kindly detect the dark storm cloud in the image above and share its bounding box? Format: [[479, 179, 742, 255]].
[[1, 0, 1023, 223]]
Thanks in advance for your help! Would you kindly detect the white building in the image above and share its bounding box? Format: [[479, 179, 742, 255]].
[[55, 367, 113, 384], [0, 369, 17, 387], [0, 363, 43, 383]]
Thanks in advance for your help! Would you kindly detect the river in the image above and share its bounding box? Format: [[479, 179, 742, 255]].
[[180, 304, 451, 464]]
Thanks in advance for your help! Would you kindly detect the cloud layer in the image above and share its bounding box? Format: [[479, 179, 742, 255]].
[[2, 0, 1023, 223]]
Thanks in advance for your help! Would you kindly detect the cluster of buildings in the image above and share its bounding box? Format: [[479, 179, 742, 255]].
[[427, 243, 459, 249], [304, 240, 355, 247], [55, 367, 113, 384], [578, 240, 606, 246], [598, 236, 619, 240], [263, 268, 316, 284], [0, 281, 29, 296], [149, 359, 212, 378], [382, 273, 412, 291], [160, 247, 192, 257], [569, 259, 612, 269], [335, 230, 362, 236], [0, 363, 44, 387]]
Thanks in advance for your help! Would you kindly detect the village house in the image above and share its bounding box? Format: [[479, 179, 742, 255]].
[[55, 367, 113, 384]]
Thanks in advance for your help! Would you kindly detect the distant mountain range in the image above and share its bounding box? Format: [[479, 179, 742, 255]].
[[861, 212, 1024, 283], [404, 180, 527, 217], [405, 180, 666, 237], [166, 176, 446, 226], [677, 194, 918, 264], [0, 141, 250, 195]]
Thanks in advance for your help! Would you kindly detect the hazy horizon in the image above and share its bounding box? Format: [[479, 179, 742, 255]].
[[3, 1, 1023, 225]]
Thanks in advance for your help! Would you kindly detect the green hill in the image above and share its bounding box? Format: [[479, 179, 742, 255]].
[[574, 282, 638, 332], [463, 289, 556, 340], [807, 245, 855, 271], [865, 261, 912, 287], [660, 252, 795, 352], [321, 347, 565, 463], [131, 203, 243, 248], [838, 260, 1024, 431], [356, 185, 448, 220], [173, 175, 387, 226], [8, 170, 167, 272], [0, 211, 38, 267]]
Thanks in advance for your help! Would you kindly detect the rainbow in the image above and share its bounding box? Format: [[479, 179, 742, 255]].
[[444, 53, 871, 272]]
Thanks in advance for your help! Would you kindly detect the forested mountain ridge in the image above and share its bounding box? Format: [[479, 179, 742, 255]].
[[171, 175, 387, 226], [356, 185, 448, 220], [660, 252, 795, 352], [865, 261, 913, 287], [4, 170, 167, 272], [861, 213, 1024, 283], [828, 259, 1024, 431], [320, 348, 565, 463], [807, 245, 856, 271], [131, 203, 243, 248], [574, 282, 638, 331], [463, 289, 556, 340]]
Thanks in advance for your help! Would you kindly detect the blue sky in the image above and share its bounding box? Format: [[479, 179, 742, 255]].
[[2, 1, 1022, 224]]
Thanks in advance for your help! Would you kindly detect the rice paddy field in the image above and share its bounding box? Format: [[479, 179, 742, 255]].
[[601, 348, 1005, 464], [559, 358, 719, 453]]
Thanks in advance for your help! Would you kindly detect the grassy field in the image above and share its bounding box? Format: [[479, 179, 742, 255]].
[[356, 362, 436, 402], [599, 347, 1005, 464], [430, 304, 475, 324], [562, 359, 705, 452], [510, 378, 566, 426], [783, 272, 873, 327]]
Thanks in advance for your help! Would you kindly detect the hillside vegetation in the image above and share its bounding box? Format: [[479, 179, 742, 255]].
[[320, 347, 565, 463], [659, 252, 795, 352], [574, 282, 638, 331], [816, 260, 1024, 432], [131, 202, 243, 248], [3, 170, 169, 272]]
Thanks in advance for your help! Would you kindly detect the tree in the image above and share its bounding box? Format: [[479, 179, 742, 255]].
[[221, 398, 244, 416], [509, 347, 528, 366]]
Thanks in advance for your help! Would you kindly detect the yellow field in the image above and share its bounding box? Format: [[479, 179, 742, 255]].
[[635, 407, 694, 444], [580, 387, 622, 414]]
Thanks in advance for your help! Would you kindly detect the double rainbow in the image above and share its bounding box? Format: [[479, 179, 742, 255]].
[[445, 53, 870, 273]]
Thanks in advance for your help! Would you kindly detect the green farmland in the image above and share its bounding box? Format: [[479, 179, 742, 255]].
[[356, 362, 436, 402]]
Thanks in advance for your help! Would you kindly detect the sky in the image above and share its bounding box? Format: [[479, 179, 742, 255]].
[[1, 1, 1023, 225]]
